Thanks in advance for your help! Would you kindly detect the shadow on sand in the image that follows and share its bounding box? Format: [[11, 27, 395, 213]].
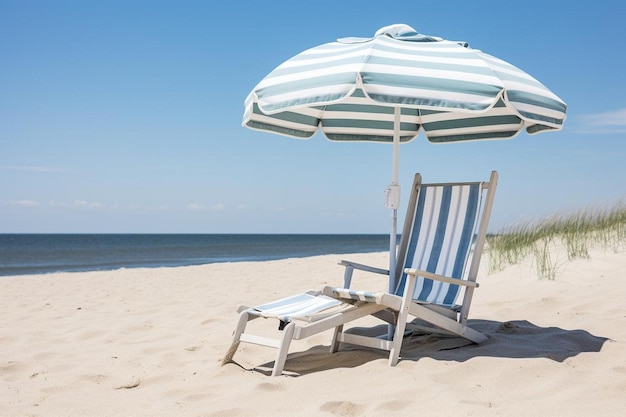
[[252, 319, 610, 376]]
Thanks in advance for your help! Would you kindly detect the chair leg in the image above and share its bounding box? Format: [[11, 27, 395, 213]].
[[222, 310, 250, 365], [330, 325, 343, 353], [389, 273, 418, 366], [388, 307, 409, 366], [271, 321, 296, 376]]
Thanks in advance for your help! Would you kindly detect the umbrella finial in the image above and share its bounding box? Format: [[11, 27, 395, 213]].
[[375, 24, 443, 42], [338, 24, 440, 44], [375, 24, 418, 38]]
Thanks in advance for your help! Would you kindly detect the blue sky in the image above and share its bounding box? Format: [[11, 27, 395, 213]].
[[1, 0, 625, 233]]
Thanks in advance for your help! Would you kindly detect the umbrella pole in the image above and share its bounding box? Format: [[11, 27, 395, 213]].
[[388, 107, 401, 293], [384, 107, 401, 339], [389, 210, 397, 293]]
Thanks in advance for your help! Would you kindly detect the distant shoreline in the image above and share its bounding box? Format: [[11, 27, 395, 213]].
[[0, 234, 394, 277]]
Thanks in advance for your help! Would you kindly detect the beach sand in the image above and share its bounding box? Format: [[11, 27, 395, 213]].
[[1, 248, 624, 416]]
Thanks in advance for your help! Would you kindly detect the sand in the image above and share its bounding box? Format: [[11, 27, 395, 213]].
[[1, 248, 625, 417]]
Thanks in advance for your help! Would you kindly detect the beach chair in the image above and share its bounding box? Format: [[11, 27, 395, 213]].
[[222, 171, 498, 376]]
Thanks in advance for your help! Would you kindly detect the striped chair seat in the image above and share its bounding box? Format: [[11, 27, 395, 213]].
[[250, 291, 349, 323]]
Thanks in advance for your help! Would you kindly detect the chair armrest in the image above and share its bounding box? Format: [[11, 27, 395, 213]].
[[403, 268, 479, 288], [339, 260, 389, 275], [339, 260, 390, 288]]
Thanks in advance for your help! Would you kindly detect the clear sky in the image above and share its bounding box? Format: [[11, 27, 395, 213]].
[[1, 0, 625, 234]]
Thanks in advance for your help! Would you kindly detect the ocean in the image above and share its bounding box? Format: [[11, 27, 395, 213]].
[[0, 234, 393, 277]]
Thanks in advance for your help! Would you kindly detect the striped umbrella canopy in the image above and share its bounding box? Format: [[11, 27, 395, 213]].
[[243, 24, 567, 288]]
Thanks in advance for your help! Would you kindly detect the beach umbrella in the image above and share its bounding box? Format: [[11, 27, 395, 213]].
[[243, 23, 567, 292]]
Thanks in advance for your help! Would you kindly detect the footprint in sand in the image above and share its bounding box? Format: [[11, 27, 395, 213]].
[[182, 393, 215, 401], [207, 408, 245, 417], [1, 362, 29, 382], [255, 382, 285, 392], [0, 361, 25, 374], [113, 377, 141, 390], [614, 365, 626, 374], [320, 400, 365, 416], [0, 336, 18, 345], [76, 330, 106, 341], [80, 374, 109, 384], [375, 399, 412, 412]]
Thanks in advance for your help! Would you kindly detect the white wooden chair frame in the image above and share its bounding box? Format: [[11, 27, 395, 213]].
[[223, 171, 498, 376]]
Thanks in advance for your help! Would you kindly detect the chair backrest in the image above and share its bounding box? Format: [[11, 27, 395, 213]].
[[394, 172, 497, 309]]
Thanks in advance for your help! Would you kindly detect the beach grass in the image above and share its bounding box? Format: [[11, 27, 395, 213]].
[[487, 199, 626, 279]]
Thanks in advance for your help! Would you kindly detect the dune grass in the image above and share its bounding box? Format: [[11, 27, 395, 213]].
[[486, 199, 626, 279]]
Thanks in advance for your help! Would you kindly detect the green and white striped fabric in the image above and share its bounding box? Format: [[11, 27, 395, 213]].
[[243, 24, 566, 143]]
